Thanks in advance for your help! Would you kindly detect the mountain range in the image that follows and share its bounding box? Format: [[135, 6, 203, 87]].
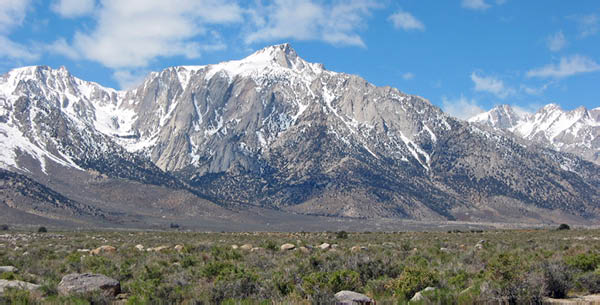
[[469, 104, 599, 165], [0, 43, 598, 229]]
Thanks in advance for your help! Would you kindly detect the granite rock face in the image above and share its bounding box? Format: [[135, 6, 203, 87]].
[[0, 44, 599, 224], [57, 273, 120, 297]]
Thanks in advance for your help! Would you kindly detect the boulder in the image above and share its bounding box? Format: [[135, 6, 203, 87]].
[[58, 273, 120, 297], [240, 244, 253, 251], [146, 246, 169, 252], [351, 246, 368, 252], [174, 245, 184, 252], [0, 266, 18, 273], [90, 245, 116, 255], [0, 279, 40, 295], [334, 290, 374, 304], [319, 243, 331, 250], [280, 243, 295, 251], [410, 287, 436, 302], [298, 246, 310, 253], [134, 244, 144, 251], [231, 245, 239, 250], [76, 249, 90, 253]]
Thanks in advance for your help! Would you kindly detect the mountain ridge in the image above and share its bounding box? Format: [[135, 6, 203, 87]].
[[0, 44, 599, 227], [469, 103, 600, 165]]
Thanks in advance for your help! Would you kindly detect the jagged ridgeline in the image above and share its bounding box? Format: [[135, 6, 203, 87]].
[[0, 43, 598, 226]]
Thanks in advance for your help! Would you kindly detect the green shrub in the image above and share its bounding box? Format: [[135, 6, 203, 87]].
[[0, 224, 8, 231], [336, 231, 348, 239], [37, 226, 47, 233], [565, 253, 600, 272], [302, 270, 361, 296], [0, 271, 17, 280], [262, 240, 278, 252], [389, 265, 439, 300], [0, 288, 37, 305], [557, 224, 570, 231]]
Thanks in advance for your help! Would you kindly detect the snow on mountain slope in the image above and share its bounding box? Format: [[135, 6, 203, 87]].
[[1, 44, 599, 222], [469, 104, 600, 164]]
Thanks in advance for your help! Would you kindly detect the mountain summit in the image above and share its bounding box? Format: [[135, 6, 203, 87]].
[[1, 44, 599, 227], [470, 104, 600, 164]]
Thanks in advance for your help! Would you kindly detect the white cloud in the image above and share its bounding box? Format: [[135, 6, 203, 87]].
[[547, 31, 566, 52], [402, 72, 415, 80], [46, 38, 80, 59], [461, 0, 490, 10], [0, 0, 29, 33], [113, 69, 148, 90], [388, 10, 425, 31], [68, 0, 243, 69], [51, 0, 95, 18], [576, 14, 599, 38], [246, 0, 379, 47], [0, 0, 38, 61], [520, 82, 551, 96], [470, 72, 514, 98], [0, 36, 38, 61], [526, 55, 600, 78], [442, 95, 485, 120]]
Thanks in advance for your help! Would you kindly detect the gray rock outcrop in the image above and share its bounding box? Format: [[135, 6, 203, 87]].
[[57, 273, 120, 297]]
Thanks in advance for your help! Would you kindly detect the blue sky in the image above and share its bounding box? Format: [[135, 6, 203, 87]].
[[1, 0, 599, 119]]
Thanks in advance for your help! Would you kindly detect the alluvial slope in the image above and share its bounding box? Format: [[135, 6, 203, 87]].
[[0, 44, 599, 225], [470, 104, 600, 165]]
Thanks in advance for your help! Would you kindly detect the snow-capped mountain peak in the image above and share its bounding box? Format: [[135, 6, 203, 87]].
[[470, 104, 600, 164], [202, 43, 324, 80]]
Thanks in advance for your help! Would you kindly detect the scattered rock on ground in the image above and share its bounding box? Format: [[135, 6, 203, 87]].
[[76, 249, 90, 253], [231, 245, 239, 250], [134, 244, 144, 251], [146, 246, 169, 252], [280, 243, 295, 251], [58, 273, 120, 297], [0, 279, 40, 295], [319, 243, 330, 250], [334, 290, 375, 304], [411, 287, 436, 302], [90, 245, 116, 255], [0, 266, 18, 273], [250, 247, 264, 252], [351, 246, 368, 252], [299, 246, 310, 253]]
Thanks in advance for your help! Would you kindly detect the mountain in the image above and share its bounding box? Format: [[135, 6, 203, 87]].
[[0, 44, 599, 227], [469, 104, 600, 165]]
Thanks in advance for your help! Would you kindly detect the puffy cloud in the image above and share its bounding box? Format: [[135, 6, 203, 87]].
[[112, 69, 148, 90], [388, 10, 425, 31], [51, 0, 95, 18], [402, 72, 415, 80], [461, 0, 490, 10], [0, 0, 38, 61], [442, 95, 485, 120], [67, 0, 243, 69], [245, 0, 379, 47], [470, 72, 514, 99], [0, 0, 29, 33], [526, 55, 600, 78], [575, 14, 599, 38], [0, 36, 38, 61], [547, 31, 566, 52]]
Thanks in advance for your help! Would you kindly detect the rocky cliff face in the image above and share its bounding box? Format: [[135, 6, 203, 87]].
[[470, 104, 600, 165], [0, 44, 599, 224]]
